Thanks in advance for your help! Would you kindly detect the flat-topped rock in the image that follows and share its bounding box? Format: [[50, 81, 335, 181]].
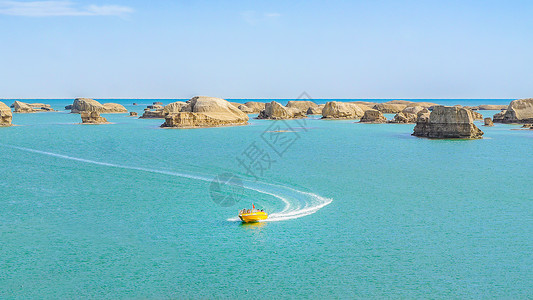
[[12, 101, 55, 113], [129, 112, 138, 117], [373, 103, 407, 113], [413, 106, 483, 139], [477, 105, 508, 110], [238, 102, 266, 114], [322, 101, 364, 119], [257, 101, 306, 119], [484, 117, 494, 126], [81, 111, 108, 124], [499, 98, 533, 123], [161, 96, 249, 128], [140, 101, 188, 118], [286, 100, 318, 114], [0, 101, 13, 126], [71, 98, 127, 114], [360, 109, 387, 123]]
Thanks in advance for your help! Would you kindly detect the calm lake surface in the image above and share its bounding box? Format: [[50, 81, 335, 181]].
[[1, 99, 531, 298]]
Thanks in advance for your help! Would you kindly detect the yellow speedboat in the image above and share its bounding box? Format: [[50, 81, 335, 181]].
[[238, 205, 268, 223]]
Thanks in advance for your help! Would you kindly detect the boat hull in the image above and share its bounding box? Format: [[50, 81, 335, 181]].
[[239, 212, 268, 223]]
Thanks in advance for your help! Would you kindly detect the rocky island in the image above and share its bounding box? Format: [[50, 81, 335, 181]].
[[495, 98, 533, 124], [322, 101, 364, 119], [257, 101, 306, 119], [0, 101, 13, 126], [70, 98, 127, 114], [81, 111, 109, 124], [413, 106, 484, 139], [12, 101, 55, 113], [161, 96, 249, 128]]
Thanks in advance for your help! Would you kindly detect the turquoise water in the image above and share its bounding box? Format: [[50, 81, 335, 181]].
[[1, 100, 531, 298]]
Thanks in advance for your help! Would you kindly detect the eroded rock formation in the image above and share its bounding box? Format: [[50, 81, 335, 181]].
[[286, 101, 319, 114], [322, 101, 364, 119], [0, 101, 13, 126], [71, 98, 127, 114], [257, 101, 306, 119], [161, 96, 248, 128], [413, 106, 483, 139], [360, 109, 387, 123], [12, 101, 54, 113], [81, 111, 108, 124], [484, 117, 494, 127], [499, 98, 533, 124], [307, 104, 325, 115]]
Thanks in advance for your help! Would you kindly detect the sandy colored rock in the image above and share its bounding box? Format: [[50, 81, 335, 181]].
[[389, 112, 417, 123], [500, 98, 533, 123], [402, 106, 426, 115], [477, 105, 508, 110], [257, 101, 306, 119], [12, 101, 54, 113], [103, 103, 128, 113], [286, 100, 319, 114], [493, 110, 506, 123], [470, 110, 483, 120], [350, 101, 378, 107], [163, 101, 188, 114], [307, 104, 325, 115], [161, 96, 249, 128], [406, 101, 439, 108], [81, 111, 108, 124], [484, 117, 494, 126], [0, 101, 13, 126], [322, 101, 364, 119], [413, 106, 483, 139], [373, 103, 407, 113], [239, 102, 266, 114], [521, 124, 533, 129], [360, 109, 387, 123], [71, 98, 126, 113], [129, 112, 138, 117], [13, 101, 34, 113]]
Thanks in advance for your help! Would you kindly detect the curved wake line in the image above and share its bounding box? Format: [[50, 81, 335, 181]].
[[2, 144, 332, 222]]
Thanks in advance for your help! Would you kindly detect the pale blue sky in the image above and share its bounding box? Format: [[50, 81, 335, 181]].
[[1, 0, 532, 99]]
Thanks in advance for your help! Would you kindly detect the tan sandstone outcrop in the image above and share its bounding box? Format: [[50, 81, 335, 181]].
[[322, 101, 364, 119], [12, 101, 55, 113], [257, 101, 306, 119], [477, 105, 508, 110], [390, 112, 417, 123], [360, 109, 387, 123], [71, 98, 127, 114], [498, 98, 533, 124], [373, 103, 407, 113], [161, 96, 249, 128], [493, 110, 506, 123], [140, 101, 188, 118], [0, 101, 13, 126], [81, 111, 108, 124], [129, 112, 138, 117], [286, 101, 319, 114], [307, 104, 325, 115], [413, 106, 483, 139], [484, 117, 494, 126], [238, 102, 266, 114]]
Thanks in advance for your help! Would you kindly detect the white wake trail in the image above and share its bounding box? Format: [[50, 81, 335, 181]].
[[3, 145, 332, 222]]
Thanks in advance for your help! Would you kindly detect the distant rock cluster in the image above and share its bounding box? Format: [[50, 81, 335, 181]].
[[12, 101, 54, 113], [70, 98, 128, 114]]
